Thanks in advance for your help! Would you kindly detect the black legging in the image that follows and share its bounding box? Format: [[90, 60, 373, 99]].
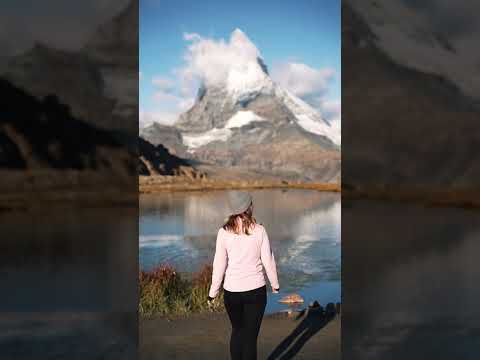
[[223, 285, 267, 360]]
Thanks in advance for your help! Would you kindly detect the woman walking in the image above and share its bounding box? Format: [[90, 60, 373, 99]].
[[208, 192, 280, 360]]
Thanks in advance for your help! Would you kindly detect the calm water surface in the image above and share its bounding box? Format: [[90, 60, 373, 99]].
[[343, 200, 480, 359], [0, 207, 138, 359], [139, 189, 341, 313]]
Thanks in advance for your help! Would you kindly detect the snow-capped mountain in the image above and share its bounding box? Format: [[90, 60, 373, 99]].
[[175, 29, 339, 145], [142, 29, 340, 182]]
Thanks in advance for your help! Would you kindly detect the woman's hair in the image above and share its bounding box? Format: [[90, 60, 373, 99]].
[[223, 202, 256, 235]]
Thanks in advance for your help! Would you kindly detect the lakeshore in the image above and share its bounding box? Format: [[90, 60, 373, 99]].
[[139, 175, 480, 211], [0, 170, 137, 210], [140, 311, 341, 360]]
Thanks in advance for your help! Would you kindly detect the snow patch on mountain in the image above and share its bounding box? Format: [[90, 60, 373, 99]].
[[225, 110, 265, 128], [182, 110, 266, 150], [182, 127, 232, 150], [226, 60, 274, 97], [278, 88, 341, 145]]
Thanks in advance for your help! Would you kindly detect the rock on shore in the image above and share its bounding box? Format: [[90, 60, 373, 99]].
[[278, 293, 305, 304]]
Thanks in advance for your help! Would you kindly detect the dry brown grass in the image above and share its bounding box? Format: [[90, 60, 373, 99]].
[[139, 264, 225, 318], [139, 175, 340, 193]]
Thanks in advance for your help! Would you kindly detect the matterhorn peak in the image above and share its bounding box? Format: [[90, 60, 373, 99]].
[[231, 28, 246, 37], [190, 28, 273, 96], [174, 28, 339, 146], [230, 28, 251, 45], [230, 29, 269, 75], [229, 28, 262, 65]]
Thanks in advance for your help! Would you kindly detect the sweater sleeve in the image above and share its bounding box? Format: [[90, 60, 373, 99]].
[[260, 226, 280, 289], [208, 228, 228, 298]]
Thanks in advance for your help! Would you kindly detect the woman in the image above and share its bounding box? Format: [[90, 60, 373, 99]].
[[207, 191, 280, 360]]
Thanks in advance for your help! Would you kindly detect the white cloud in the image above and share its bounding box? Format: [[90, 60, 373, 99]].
[[139, 110, 178, 128], [315, 98, 341, 122], [179, 28, 263, 90], [173, 66, 199, 98], [318, 99, 341, 133], [317, 99, 341, 117], [271, 61, 340, 132], [151, 88, 194, 110], [177, 97, 195, 111], [183, 32, 201, 42], [152, 76, 176, 91], [272, 62, 335, 100], [152, 90, 182, 103], [148, 87, 194, 126]]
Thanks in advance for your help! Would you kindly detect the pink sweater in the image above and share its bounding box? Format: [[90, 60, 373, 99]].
[[208, 223, 280, 298]]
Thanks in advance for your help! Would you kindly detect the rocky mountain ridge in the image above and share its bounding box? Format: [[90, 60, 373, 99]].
[[138, 137, 205, 179]]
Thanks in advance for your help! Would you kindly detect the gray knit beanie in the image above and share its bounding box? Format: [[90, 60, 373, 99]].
[[226, 191, 253, 216]]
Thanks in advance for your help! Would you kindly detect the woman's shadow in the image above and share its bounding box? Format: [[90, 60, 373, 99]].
[[267, 304, 337, 360]]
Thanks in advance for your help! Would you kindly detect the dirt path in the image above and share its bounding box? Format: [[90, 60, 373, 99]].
[[140, 311, 340, 360]]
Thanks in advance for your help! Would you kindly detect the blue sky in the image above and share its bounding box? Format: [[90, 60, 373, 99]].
[[140, 0, 340, 127]]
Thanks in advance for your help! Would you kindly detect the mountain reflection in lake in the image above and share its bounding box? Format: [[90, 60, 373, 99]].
[[0, 207, 138, 359], [139, 189, 341, 313]]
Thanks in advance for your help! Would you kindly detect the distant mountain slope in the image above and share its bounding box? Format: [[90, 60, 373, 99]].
[[0, 77, 134, 173], [141, 29, 340, 183], [342, 2, 479, 188]]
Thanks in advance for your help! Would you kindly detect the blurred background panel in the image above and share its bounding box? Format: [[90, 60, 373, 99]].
[[342, 1, 480, 359], [0, 1, 138, 359]]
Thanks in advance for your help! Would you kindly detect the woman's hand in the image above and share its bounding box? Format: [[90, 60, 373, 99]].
[[207, 296, 215, 308], [272, 287, 280, 294]]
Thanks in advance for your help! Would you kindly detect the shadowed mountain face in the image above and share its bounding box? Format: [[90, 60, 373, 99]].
[[0, 78, 135, 173], [138, 137, 204, 179], [139, 123, 187, 157], [1, 1, 138, 134], [342, 3, 479, 188]]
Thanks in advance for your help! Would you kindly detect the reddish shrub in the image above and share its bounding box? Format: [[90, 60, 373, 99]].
[[192, 264, 213, 288]]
